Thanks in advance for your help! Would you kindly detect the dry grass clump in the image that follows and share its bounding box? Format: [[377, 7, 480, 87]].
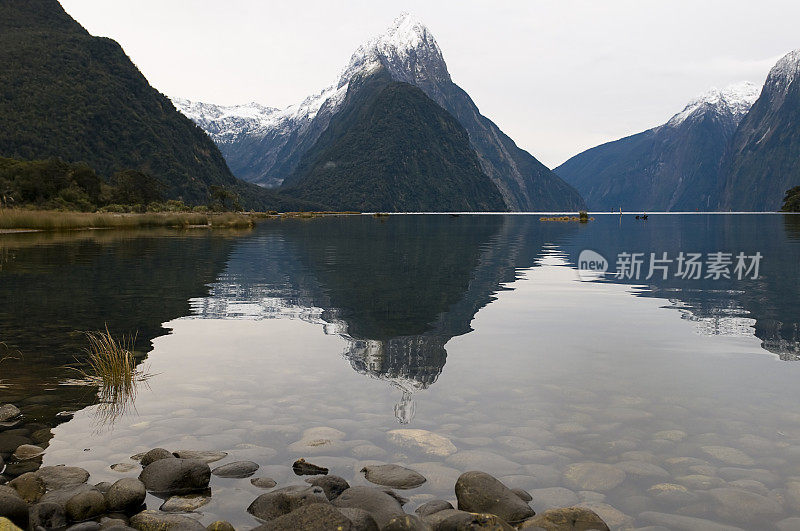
[[0, 209, 258, 231], [69, 326, 153, 425]]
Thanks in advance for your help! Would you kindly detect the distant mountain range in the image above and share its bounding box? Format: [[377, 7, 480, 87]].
[[557, 50, 800, 212], [0, 0, 317, 211], [175, 13, 585, 212]]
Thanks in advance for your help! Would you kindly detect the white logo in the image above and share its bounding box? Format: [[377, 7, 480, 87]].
[[577, 249, 608, 281]]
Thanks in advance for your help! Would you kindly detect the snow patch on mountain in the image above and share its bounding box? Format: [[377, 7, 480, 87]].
[[668, 81, 761, 127], [767, 49, 800, 91]]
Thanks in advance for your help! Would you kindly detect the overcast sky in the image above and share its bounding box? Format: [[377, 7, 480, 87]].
[[60, 0, 800, 167]]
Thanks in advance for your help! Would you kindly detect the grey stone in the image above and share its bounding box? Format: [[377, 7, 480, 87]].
[[776, 517, 800, 531], [40, 485, 98, 508], [386, 430, 457, 457], [206, 522, 235, 531], [518, 506, 609, 530], [252, 503, 353, 530], [105, 478, 146, 513], [12, 444, 44, 460], [66, 522, 102, 530], [210, 460, 259, 478], [110, 463, 137, 473], [292, 458, 329, 476], [383, 514, 431, 530], [0, 435, 30, 454], [0, 492, 28, 528], [250, 477, 277, 489], [247, 484, 328, 521], [512, 488, 532, 502], [0, 405, 21, 423], [30, 501, 67, 529], [138, 458, 210, 496], [362, 464, 426, 489], [454, 471, 535, 525], [337, 507, 379, 531], [718, 467, 780, 486], [8, 472, 45, 503], [333, 486, 405, 528], [36, 466, 90, 490], [306, 475, 350, 500], [139, 448, 173, 467], [415, 500, 453, 517], [65, 489, 107, 522], [129, 510, 205, 530]]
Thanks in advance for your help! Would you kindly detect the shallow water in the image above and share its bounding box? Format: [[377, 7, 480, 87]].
[[2, 214, 800, 529]]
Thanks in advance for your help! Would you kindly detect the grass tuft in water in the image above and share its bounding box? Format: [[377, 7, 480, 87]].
[[70, 326, 153, 425]]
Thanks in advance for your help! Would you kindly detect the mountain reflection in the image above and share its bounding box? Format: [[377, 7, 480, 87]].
[[559, 214, 800, 360], [192, 215, 579, 421]]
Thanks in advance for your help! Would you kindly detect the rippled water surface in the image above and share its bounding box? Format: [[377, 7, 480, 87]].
[[2, 214, 800, 529]]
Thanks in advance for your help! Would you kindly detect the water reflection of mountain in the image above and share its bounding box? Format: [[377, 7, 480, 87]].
[[0, 230, 239, 422], [559, 214, 800, 360], [193, 216, 579, 421]]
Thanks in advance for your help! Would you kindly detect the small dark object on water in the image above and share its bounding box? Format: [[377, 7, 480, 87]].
[[449, 214, 460, 218], [292, 458, 329, 476]]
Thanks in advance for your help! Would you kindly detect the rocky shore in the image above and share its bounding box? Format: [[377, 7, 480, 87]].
[[0, 403, 611, 530]]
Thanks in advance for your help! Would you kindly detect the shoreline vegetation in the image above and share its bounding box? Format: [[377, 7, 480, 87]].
[[0, 209, 365, 232]]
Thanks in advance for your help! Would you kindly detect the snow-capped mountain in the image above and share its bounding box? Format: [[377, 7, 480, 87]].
[[174, 13, 585, 211], [719, 49, 800, 210], [667, 81, 760, 127], [556, 81, 760, 211]]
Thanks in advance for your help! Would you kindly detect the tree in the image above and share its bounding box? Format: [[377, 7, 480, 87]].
[[109, 170, 165, 205], [782, 186, 800, 212]]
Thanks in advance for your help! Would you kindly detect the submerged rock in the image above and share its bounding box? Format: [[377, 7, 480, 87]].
[[454, 471, 535, 525], [252, 503, 353, 530], [361, 464, 426, 489], [172, 450, 227, 464], [638, 511, 745, 531], [700, 446, 755, 466], [138, 458, 210, 496], [129, 509, 205, 530], [247, 484, 328, 521], [110, 463, 138, 473], [292, 458, 329, 476], [563, 463, 626, 492], [250, 477, 277, 489], [512, 488, 532, 502], [708, 487, 782, 524], [306, 475, 350, 501], [206, 522, 236, 531], [518, 506, 610, 530], [159, 494, 210, 513], [211, 460, 259, 479], [386, 430, 457, 457], [383, 514, 431, 530]]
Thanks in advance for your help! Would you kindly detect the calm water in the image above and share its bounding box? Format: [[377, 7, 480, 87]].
[[1, 215, 800, 529]]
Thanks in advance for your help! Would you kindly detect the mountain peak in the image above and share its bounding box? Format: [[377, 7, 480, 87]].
[[668, 81, 760, 126], [339, 13, 448, 88], [767, 49, 800, 91]]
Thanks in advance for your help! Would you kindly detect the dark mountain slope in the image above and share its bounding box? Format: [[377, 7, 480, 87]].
[[282, 68, 506, 212], [719, 50, 800, 211], [0, 0, 313, 210], [555, 83, 759, 211]]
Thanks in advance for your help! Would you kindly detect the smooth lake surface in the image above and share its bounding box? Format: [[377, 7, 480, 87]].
[[2, 214, 800, 529]]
